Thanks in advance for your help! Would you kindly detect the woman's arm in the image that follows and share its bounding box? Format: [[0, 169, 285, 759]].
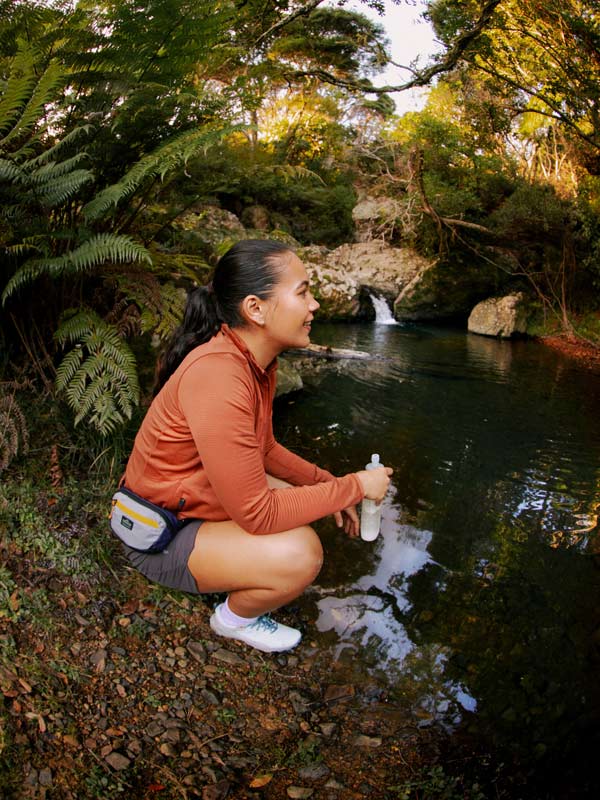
[[178, 356, 363, 534]]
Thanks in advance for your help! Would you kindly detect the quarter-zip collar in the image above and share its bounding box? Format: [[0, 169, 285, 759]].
[[220, 323, 277, 382]]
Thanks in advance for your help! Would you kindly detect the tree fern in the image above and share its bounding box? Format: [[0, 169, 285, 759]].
[[0, 52, 64, 149], [55, 309, 139, 436], [0, 391, 29, 474], [2, 233, 151, 302], [82, 123, 243, 222]]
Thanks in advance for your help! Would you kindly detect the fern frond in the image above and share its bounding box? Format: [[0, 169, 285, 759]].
[[35, 168, 94, 206], [0, 45, 37, 138], [139, 281, 185, 341], [31, 153, 90, 183], [0, 59, 65, 149], [54, 310, 139, 436], [2, 234, 151, 303], [268, 164, 325, 185], [0, 158, 26, 182], [82, 123, 243, 221], [0, 393, 29, 474], [28, 125, 94, 167]]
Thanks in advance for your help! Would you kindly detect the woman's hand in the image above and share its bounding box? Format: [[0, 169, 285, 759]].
[[356, 466, 393, 503], [334, 505, 360, 538]]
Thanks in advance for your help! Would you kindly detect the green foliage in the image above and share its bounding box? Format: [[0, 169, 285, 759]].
[[0, 390, 29, 474], [2, 234, 151, 303], [55, 309, 140, 436]]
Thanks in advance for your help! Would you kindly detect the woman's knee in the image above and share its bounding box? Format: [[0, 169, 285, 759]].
[[277, 525, 323, 584]]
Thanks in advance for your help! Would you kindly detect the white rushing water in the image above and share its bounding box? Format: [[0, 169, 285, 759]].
[[369, 292, 399, 325]]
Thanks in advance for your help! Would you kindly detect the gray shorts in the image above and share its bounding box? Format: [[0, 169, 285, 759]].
[[120, 519, 203, 594]]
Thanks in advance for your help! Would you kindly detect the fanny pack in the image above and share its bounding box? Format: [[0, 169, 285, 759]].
[[110, 487, 182, 553]]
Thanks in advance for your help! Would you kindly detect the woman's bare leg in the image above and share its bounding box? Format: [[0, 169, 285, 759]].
[[186, 476, 323, 618]]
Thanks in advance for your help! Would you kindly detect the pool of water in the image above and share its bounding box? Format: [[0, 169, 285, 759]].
[[275, 322, 600, 795]]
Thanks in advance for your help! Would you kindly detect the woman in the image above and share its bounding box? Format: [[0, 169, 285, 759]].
[[119, 239, 392, 652]]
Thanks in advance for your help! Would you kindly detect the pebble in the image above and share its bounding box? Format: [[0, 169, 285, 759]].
[[325, 778, 345, 790], [89, 649, 107, 673], [324, 684, 354, 703], [289, 691, 311, 714], [159, 742, 177, 757], [201, 689, 221, 706], [105, 751, 131, 770], [287, 787, 314, 799], [319, 723, 336, 737], [39, 768, 53, 787], [212, 648, 246, 666], [145, 721, 164, 737], [298, 763, 330, 781], [353, 734, 382, 748]]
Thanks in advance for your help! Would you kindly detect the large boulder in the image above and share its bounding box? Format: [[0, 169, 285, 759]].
[[467, 293, 530, 338], [300, 241, 431, 320]]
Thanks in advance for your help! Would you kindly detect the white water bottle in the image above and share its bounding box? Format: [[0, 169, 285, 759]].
[[360, 453, 383, 542]]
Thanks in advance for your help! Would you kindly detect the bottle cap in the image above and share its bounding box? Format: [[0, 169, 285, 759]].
[[366, 453, 381, 470]]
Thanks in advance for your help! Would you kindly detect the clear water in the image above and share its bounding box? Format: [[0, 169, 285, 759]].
[[275, 321, 600, 794]]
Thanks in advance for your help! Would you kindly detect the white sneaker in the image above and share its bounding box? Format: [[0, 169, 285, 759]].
[[209, 604, 302, 653]]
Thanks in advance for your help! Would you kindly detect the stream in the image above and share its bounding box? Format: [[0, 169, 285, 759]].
[[275, 320, 600, 796]]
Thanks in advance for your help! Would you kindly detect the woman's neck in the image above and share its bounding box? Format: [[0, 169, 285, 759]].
[[231, 325, 278, 370]]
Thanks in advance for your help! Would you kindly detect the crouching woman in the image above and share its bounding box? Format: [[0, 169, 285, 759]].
[[115, 239, 392, 652]]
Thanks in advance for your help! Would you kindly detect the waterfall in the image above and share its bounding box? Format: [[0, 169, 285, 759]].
[[369, 292, 399, 325]]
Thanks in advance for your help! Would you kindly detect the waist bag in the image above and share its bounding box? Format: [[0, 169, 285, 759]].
[[110, 487, 182, 553]]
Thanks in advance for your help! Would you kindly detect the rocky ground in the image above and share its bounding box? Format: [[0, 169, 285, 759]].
[[0, 511, 443, 800]]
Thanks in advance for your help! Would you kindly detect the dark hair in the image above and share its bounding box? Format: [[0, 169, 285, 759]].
[[154, 239, 292, 393]]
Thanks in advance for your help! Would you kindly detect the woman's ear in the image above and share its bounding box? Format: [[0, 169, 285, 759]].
[[240, 295, 266, 327]]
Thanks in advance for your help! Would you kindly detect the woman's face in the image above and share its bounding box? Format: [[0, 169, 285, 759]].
[[262, 251, 319, 352]]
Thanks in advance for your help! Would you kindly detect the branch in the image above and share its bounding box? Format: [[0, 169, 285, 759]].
[[254, 0, 327, 48], [287, 0, 504, 94]]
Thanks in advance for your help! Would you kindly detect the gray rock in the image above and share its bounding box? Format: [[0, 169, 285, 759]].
[[298, 763, 330, 781], [201, 689, 221, 706], [468, 292, 529, 338], [105, 752, 130, 771], [211, 648, 246, 666], [38, 768, 53, 787], [145, 721, 164, 737], [187, 640, 207, 663]]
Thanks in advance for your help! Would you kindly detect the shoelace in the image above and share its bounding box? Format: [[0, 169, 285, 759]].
[[248, 615, 278, 633]]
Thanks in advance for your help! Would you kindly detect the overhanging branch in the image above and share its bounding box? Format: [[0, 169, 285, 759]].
[[287, 0, 504, 94]]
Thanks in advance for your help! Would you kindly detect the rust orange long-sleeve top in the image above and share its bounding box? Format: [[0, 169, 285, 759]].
[[124, 324, 363, 534]]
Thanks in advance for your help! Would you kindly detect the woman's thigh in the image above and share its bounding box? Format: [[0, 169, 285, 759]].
[[187, 519, 323, 593]]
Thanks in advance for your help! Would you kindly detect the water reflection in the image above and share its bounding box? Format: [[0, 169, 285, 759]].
[[279, 322, 600, 794]]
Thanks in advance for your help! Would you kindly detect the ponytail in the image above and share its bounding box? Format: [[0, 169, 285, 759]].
[[154, 286, 222, 394], [154, 238, 291, 394]]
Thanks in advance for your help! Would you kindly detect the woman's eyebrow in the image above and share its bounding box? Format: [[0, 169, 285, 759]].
[[295, 280, 309, 290]]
